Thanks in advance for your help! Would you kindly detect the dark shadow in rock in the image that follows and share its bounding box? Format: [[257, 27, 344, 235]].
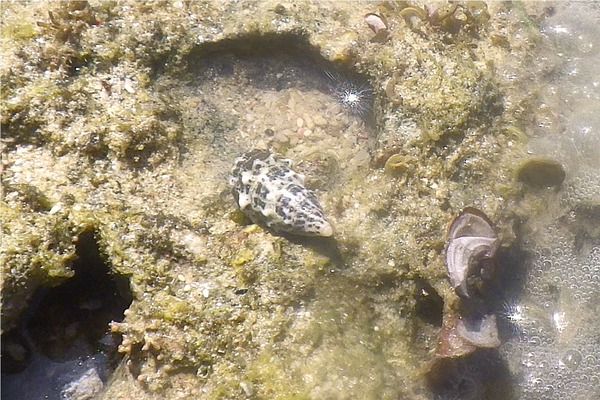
[[185, 32, 376, 130], [427, 349, 515, 400], [229, 206, 345, 269], [489, 242, 531, 342], [1, 230, 132, 400], [414, 278, 444, 327], [279, 233, 345, 270]]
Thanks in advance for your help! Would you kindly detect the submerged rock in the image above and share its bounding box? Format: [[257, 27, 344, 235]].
[[4, 1, 581, 398], [61, 367, 104, 400]]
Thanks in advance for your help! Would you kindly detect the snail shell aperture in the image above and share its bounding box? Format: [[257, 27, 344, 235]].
[[445, 207, 499, 299]]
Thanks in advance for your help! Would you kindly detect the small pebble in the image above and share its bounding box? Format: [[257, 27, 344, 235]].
[[303, 114, 315, 129], [49, 203, 63, 215], [313, 115, 328, 126]]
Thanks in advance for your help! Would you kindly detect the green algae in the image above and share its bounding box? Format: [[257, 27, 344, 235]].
[[0, 199, 99, 331], [516, 157, 566, 188], [245, 351, 311, 400], [381, 44, 501, 141], [1, 20, 37, 41]]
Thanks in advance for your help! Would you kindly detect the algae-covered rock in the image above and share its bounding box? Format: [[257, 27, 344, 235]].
[[516, 156, 566, 188], [1, 1, 551, 398]]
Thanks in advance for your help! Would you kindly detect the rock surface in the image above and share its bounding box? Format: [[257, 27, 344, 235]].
[[2, 1, 598, 399]]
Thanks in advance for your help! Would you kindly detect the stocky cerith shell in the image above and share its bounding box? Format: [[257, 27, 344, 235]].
[[445, 207, 498, 298], [228, 149, 333, 237]]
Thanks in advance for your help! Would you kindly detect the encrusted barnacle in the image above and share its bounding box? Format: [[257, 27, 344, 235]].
[[399, 2, 490, 33], [399, 7, 428, 31], [228, 149, 333, 237], [445, 207, 499, 299]]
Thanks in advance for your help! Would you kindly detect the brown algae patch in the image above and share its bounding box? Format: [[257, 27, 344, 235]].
[[0, 1, 548, 399]]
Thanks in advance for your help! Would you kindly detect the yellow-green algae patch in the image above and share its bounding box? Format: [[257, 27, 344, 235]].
[[1, 1, 554, 398]]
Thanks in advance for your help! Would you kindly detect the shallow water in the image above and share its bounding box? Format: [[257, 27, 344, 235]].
[[495, 2, 600, 400]]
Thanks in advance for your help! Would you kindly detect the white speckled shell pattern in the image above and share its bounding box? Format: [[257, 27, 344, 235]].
[[229, 149, 333, 237]]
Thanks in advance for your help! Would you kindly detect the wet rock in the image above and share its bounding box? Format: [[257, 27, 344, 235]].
[[1, 1, 553, 398], [61, 367, 104, 400]]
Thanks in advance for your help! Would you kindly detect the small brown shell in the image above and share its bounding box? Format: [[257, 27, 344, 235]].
[[445, 208, 498, 298], [436, 311, 476, 358], [364, 13, 391, 42]]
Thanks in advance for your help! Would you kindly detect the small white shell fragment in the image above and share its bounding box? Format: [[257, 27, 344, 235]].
[[240, 381, 253, 396], [123, 78, 136, 93], [364, 13, 388, 34], [49, 202, 63, 215]]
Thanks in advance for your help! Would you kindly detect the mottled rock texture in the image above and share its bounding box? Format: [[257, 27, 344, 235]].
[[4, 1, 596, 399]]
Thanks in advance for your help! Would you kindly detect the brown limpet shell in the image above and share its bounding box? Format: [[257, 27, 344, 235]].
[[516, 156, 566, 188]]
